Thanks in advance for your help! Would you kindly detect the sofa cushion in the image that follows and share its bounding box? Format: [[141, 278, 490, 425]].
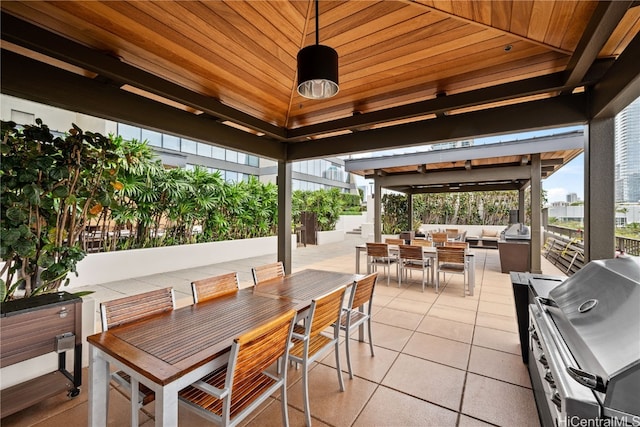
[[481, 229, 499, 238]]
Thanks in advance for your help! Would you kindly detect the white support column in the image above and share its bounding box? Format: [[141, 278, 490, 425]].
[[277, 161, 292, 274], [374, 179, 382, 242], [530, 154, 542, 274], [584, 118, 616, 261]]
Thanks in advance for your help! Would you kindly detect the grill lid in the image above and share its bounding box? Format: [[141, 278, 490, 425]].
[[546, 256, 640, 384]]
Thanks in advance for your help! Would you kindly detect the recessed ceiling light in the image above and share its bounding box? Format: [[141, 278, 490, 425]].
[[504, 45, 513, 52]]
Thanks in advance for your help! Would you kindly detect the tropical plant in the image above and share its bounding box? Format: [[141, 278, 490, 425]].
[[292, 188, 345, 231], [0, 120, 126, 300]]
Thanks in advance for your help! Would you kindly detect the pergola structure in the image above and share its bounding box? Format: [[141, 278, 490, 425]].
[[1, 1, 639, 273], [344, 130, 585, 273]]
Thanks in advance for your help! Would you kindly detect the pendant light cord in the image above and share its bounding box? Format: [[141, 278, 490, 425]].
[[315, 0, 319, 46]]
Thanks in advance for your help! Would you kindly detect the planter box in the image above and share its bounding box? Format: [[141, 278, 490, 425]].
[[68, 235, 296, 288], [316, 230, 345, 245]]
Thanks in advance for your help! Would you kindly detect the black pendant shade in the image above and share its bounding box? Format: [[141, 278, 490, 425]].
[[297, 44, 339, 99], [296, 0, 339, 99]]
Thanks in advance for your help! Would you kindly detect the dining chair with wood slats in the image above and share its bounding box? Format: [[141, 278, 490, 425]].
[[99, 287, 175, 425], [399, 244, 431, 292], [384, 237, 404, 245], [289, 286, 347, 427], [431, 232, 448, 247], [411, 239, 433, 247], [191, 272, 239, 303], [178, 309, 297, 427], [435, 246, 467, 295], [338, 273, 377, 379], [444, 241, 469, 249], [251, 261, 285, 286], [366, 242, 398, 286]]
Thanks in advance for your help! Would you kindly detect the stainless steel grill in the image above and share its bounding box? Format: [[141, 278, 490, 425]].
[[528, 256, 640, 427]]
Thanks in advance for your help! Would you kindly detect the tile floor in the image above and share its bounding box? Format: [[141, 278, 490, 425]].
[[2, 235, 565, 426]]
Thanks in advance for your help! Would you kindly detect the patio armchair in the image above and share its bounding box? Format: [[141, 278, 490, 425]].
[[399, 245, 432, 292], [178, 309, 297, 427], [251, 261, 285, 286], [289, 286, 347, 427], [384, 237, 404, 245], [366, 242, 399, 286], [431, 232, 448, 247], [435, 246, 467, 295], [337, 273, 378, 379], [410, 239, 433, 247], [191, 272, 240, 303], [99, 287, 176, 425]]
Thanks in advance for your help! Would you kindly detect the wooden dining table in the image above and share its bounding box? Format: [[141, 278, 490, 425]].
[[355, 243, 475, 296], [87, 269, 358, 427]]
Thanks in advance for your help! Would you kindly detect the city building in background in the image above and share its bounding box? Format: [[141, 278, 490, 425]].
[[615, 96, 640, 203], [566, 193, 579, 203], [1, 95, 358, 196]]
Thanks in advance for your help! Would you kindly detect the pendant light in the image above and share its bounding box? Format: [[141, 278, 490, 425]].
[[297, 0, 339, 99]]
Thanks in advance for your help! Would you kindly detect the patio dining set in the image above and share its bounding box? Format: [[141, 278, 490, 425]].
[[88, 263, 377, 427]]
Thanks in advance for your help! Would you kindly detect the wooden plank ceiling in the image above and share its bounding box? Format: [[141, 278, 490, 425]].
[[1, 1, 639, 161]]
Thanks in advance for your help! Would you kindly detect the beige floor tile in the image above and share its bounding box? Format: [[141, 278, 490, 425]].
[[479, 291, 514, 305], [382, 354, 466, 411], [322, 340, 399, 383], [475, 312, 518, 333], [385, 297, 432, 315], [467, 346, 531, 388], [427, 305, 477, 325], [433, 294, 479, 312], [398, 287, 439, 303], [372, 307, 424, 331], [374, 284, 404, 297], [478, 300, 516, 317], [479, 285, 513, 297], [462, 373, 539, 427], [473, 325, 521, 356], [367, 322, 414, 351], [286, 364, 377, 427], [417, 316, 475, 343], [241, 398, 332, 427], [403, 332, 471, 370], [457, 414, 497, 427], [353, 385, 458, 427], [371, 294, 394, 307]]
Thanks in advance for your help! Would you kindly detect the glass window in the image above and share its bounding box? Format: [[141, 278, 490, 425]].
[[248, 155, 259, 167], [237, 152, 247, 165], [163, 134, 181, 151], [185, 164, 195, 171], [300, 161, 308, 175], [293, 162, 301, 173], [11, 110, 35, 126], [226, 150, 238, 163], [118, 123, 141, 142], [197, 142, 212, 157], [211, 146, 225, 160], [181, 139, 197, 154], [226, 171, 238, 182], [141, 129, 162, 147]]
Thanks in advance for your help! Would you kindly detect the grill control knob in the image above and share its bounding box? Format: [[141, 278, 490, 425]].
[[551, 392, 562, 410], [544, 370, 555, 387], [539, 355, 548, 367]]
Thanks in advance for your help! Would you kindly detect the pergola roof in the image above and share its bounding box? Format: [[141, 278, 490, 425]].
[[344, 130, 584, 194], [1, 1, 639, 161]]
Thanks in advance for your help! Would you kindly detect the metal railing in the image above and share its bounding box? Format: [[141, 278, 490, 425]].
[[546, 224, 639, 257]]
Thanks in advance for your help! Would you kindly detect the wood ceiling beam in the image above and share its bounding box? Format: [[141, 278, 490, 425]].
[[403, 182, 523, 194], [0, 50, 286, 160], [287, 73, 570, 141], [377, 166, 532, 187], [590, 30, 640, 119], [288, 94, 587, 161], [0, 12, 287, 141], [562, 1, 633, 92]]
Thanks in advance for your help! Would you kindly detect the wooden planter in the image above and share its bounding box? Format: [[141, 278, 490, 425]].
[[0, 292, 82, 418]]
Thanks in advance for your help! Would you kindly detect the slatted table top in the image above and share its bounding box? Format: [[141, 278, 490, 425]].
[[87, 269, 358, 386], [253, 269, 360, 308], [87, 288, 295, 385]]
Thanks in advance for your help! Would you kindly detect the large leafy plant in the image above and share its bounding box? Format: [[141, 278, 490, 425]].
[[1, 119, 123, 300]]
